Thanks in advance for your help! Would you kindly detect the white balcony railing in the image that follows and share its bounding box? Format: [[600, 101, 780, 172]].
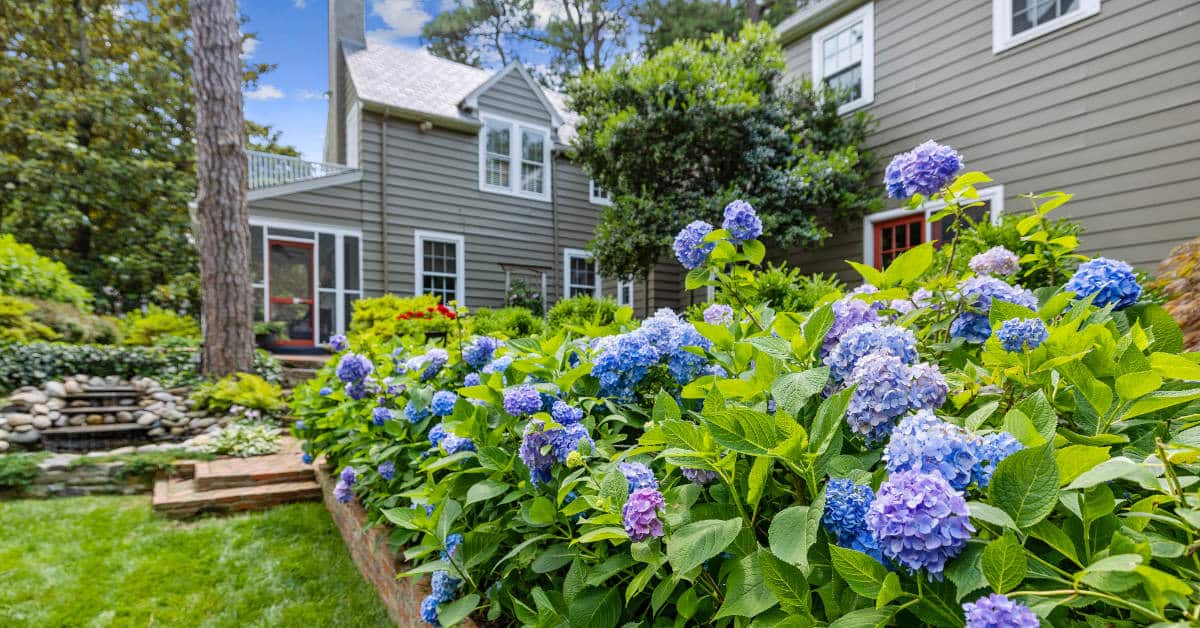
[[246, 150, 357, 191]]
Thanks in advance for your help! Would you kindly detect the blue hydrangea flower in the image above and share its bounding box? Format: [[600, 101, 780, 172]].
[[996, 318, 1049, 352], [973, 432, 1024, 488], [404, 400, 430, 424], [334, 468, 356, 503], [519, 422, 556, 486], [908, 362, 949, 411], [412, 499, 436, 516], [336, 353, 373, 382], [867, 470, 974, 579], [823, 295, 882, 357], [463, 372, 481, 387], [721, 200, 763, 243], [826, 323, 918, 383], [551, 400, 583, 426], [503, 385, 542, 416], [340, 466, 357, 485], [1065, 257, 1142, 310], [883, 151, 912, 198], [591, 332, 660, 401], [372, 406, 392, 426], [822, 478, 874, 545], [681, 467, 719, 485], [619, 461, 658, 493], [482, 355, 512, 375], [463, 336, 503, 369], [623, 487, 665, 542], [318, 386, 332, 397], [431, 390, 458, 416], [963, 594, 1040, 628], [884, 410, 980, 491], [548, 423, 593, 462], [673, 220, 716, 270], [428, 423, 448, 447], [951, 313, 994, 344], [378, 461, 395, 481], [441, 533, 463, 561], [703, 303, 734, 325], [430, 570, 460, 603], [328, 334, 349, 352], [442, 434, 476, 455], [884, 141, 964, 198], [425, 348, 449, 369], [969, 246, 1020, 277], [846, 353, 914, 444], [294, 420, 305, 431], [301, 452, 313, 465], [420, 594, 440, 626], [952, 276, 1039, 343]]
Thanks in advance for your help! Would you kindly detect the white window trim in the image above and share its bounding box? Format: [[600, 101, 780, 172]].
[[414, 230, 467, 306], [248, 216, 364, 341], [811, 2, 875, 114], [562, 248, 602, 299], [589, 180, 613, 206], [992, 0, 1100, 53], [478, 113, 552, 201], [862, 185, 1006, 269], [346, 100, 361, 168], [616, 280, 635, 307]]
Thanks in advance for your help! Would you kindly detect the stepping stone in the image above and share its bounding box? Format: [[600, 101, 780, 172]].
[[194, 455, 315, 490], [152, 477, 322, 519]]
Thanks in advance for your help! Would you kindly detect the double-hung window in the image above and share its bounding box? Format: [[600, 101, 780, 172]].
[[616, 280, 634, 307], [480, 116, 551, 199], [992, 0, 1100, 52], [589, 180, 612, 205], [811, 2, 874, 113], [563, 248, 600, 298], [415, 231, 466, 305]]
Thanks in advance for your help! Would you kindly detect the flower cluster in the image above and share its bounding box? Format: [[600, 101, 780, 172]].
[[867, 470, 973, 579], [673, 220, 716, 270], [883, 411, 980, 491], [551, 400, 583, 425], [372, 406, 392, 426], [721, 200, 763, 243], [823, 294, 881, 357], [328, 334, 349, 352], [952, 276, 1038, 343], [884, 140, 964, 198], [398, 302, 458, 321], [518, 420, 592, 485], [845, 354, 919, 443], [622, 487, 666, 542], [503, 385, 542, 416], [1065, 257, 1142, 310], [404, 399, 430, 424], [996, 317, 1049, 352], [591, 310, 711, 400], [333, 466, 356, 503], [973, 432, 1024, 489], [822, 478, 882, 561], [703, 303, 733, 326], [826, 323, 918, 383], [441, 434, 476, 455], [969, 246, 1020, 276], [428, 423, 448, 447], [962, 594, 1040, 628], [431, 390, 458, 416], [619, 461, 659, 492], [419, 567, 462, 625], [378, 461, 395, 481], [335, 353, 373, 383], [681, 467, 719, 486], [463, 336, 503, 369]]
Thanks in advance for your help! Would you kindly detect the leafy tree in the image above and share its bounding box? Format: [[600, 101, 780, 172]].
[[567, 22, 880, 280], [422, 0, 535, 68], [537, 0, 635, 81], [631, 0, 743, 56], [246, 121, 301, 157]]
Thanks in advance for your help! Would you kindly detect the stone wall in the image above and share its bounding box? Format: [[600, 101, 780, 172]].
[[3, 452, 165, 498]]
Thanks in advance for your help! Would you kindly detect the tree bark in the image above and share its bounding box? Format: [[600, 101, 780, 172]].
[[190, 0, 254, 376]]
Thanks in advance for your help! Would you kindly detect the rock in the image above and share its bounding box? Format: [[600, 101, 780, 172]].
[[186, 410, 208, 418], [145, 402, 166, 414], [119, 398, 136, 406], [40, 453, 80, 471], [136, 444, 162, 452], [0, 428, 9, 440], [102, 415, 116, 424], [44, 382, 67, 398], [69, 400, 90, 408], [14, 424, 33, 432], [107, 446, 136, 455], [53, 417, 67, 427], [151, 392, 176, 402], [46, 398, 65, 410], [0, 440, 8, 452], [32, 415, 51, 430], [116, 411, 133, 423], [189, 418, 217, 429], [169, 426, 187, 435], [5, 413, 33, 427], [64, 380, 83, 394], [7, 390, 47, 406], [137, 413, 158, 426], [8, 429, 40, 444], [31, 403, 49, 415], [85, 414, 103, 425], [68, 416, 85, 426], [88, 376, 105, 387]]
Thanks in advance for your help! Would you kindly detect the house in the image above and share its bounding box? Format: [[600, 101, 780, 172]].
[[246, 0, 657, 347], [776, 0, 1200, 281]]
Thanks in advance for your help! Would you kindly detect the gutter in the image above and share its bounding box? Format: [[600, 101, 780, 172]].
[[776, 0, 864, 45], [359, 99, 481, 134], [379, 106, 390, 292]]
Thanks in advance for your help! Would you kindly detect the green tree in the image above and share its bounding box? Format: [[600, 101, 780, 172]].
[[567, 22, 880, 280], [631, 0, 743, 56], [421, 0, 535, 68]]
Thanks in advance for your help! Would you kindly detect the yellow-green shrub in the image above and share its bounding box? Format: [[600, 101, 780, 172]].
[[348, 294, 460, 341], [469, 306, 544, 339], [189, 373, 286, 416], [0, 234, 93, 310], [121, 306, 200, 346], [26, 299, 122, 344], [0, 296, 57, 342]]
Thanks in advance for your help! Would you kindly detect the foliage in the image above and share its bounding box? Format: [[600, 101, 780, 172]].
[[0, 496, 391, 625], [0, 453, 45, 492], [254, 320, 289, 339], [546, 295, 621, 331], [630, 0, 743, 56], [470, 306, 545, 339], [147, 271, 202, 316], [569, 22, 880, 280], [69, 449, 219, 480], [730, 262, 844, 312], [932, 209, 1085, 288], [0, 296, 58, 343], [25, 298, 122, 344], [200, 422, 282, 457], [1155, 235, 1200, 352], [119, 306, 201, 347], [349, 294, 463, 342], [188, 373, 287, 418], [505, 277, 544, 315], [0, 234, 93, 310]]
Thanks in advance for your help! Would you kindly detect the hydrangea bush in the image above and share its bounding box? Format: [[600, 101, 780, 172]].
[[292, 144, 1200, 627]]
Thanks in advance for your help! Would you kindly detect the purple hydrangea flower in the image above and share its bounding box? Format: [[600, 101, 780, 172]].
[[431, 390, 458, 416], [333, 479, 354, 503], [420, 594, 440, 626], [404, 400, 430, 424], [681, 467, 719, 486], [822, 295, 882, 357], [329, 334, 349, 352], [463, 372, 481, 387], [673, 220, 716, 270], [318, 386, 332, 396], [548, 423, 593, 462], [336, 353, 374, 382], [344, 380, 369, 400], [969, 246, 1020, 277], [503, 385, 542, 416], [867, 470, 974, 579], [378, 461, 396, 481], [622, 487, 666, 542], [430, 570, 460, 603], [884, 410, 980, 491], [908, 362, 949, 411], [973, 432, 1024, 488], [952, 277, 1039, 343], [520, 422, 556, 486], [826, 323, 918, 383], [340, 466, 357, 485], [463, 336, 503, 369], [884, 141, 964, 199], [372, 406, 393, 426], [963, 594, 1040, 628], [721, 200, 763, 243], [846, 353, 915, 444], [428, 423, 448, 447], [996, 318, 1049, 352], [440, 533, 463, 561], [551, 400, 583, 426], [442, 434, 476, 455], [703, 303, 734, 326], [619, 461, 658, 492], [883, 151, 913, 199], [1065, 257, 1142, 310]]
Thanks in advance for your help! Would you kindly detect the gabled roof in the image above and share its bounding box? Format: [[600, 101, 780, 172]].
[[343, 45, 577, 142]]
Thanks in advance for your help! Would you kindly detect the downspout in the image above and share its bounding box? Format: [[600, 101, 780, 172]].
[[379, 107, 390, 293], [551, 151, 560, 312]]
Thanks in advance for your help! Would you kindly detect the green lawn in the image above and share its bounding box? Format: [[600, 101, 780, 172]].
[[0, 496, 392, 627]]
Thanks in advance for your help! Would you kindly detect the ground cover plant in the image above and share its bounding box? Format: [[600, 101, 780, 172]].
[[294, 141, 1200, 627]]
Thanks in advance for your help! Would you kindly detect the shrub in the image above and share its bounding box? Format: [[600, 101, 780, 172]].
[[735, 262, 845, 311], [348, 294, 459, 341], [26, 299, 122, 344], [0, 296, 58, 342], [120, 306, 201, 346], [0, 234, 93, 310], [199, 423, 281, 457], [546, 295, 620, 330], [1156, 235, 1200, 351], [0, 453, 44, 492], [70, 449, 218, 481], [505, 277, 544, 315], [189, 373, 287, 418], [932, 211, 1084, 287], [469, 307, 544, 339]]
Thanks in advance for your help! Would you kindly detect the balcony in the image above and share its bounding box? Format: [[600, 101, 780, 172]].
[[246, 150, 358, 191]]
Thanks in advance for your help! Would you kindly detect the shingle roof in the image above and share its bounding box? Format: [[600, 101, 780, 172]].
[[343, 44, 577, 142]]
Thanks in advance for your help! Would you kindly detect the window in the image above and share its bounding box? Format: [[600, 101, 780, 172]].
[[862, 186, 1005, 269], [616, 280, 634, 307], [563, 248, 600, 298], [992, 0, 1099, 53], [811, 3, 874, 113], [589, 180, 612, 205], [479, 115, 551, 199], [415, 231, 466, 305]]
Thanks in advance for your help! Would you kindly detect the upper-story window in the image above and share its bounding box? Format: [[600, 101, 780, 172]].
[[992, 0, 1100, 53], [563, 248, 600, 298], [415, 230, 466, 305], [589, 180, 612, 205], [480, 115, 551, 199], [811, 2, 874, 113]]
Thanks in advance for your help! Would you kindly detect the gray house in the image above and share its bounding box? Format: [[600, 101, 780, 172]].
[[777, 0, 1200, 282], [246, 0, 655, 347]]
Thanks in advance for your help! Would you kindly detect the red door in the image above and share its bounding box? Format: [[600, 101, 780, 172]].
[[268, 240, 315, 346], [873, 214, 926, 270]]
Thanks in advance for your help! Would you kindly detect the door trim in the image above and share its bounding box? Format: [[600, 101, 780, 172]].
[[268, 239, 316, 347]]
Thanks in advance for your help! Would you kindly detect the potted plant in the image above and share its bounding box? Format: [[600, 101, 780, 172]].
[[253, 320, 288, 348]]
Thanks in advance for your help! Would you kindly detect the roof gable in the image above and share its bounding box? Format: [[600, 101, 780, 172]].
[[460, 62, 564, 129]]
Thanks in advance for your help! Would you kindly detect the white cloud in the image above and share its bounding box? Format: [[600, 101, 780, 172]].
[[240, 36, 260, 59], [293, 0, 307, 7], [367, 0, 432, 44], [532, 0, 564, 27], [296, 89, 328, 101], [245, 85, 285, 101]]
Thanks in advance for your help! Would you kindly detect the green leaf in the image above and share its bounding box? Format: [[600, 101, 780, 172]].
[[1116, 371, 1163, 401], [465, 479, 509, 505], [573, 527, 628, 545], [437, 593, 480, 626], [945, 543, 988, 601], [715, 552, 778, 618], [829, 545, 889, 599], [1120, 389, 1200, 421], [1065, 456, 1156, 490], [876, 572, 903, 609], [437, 500, 463, 541], [685, 266, 711, 290], [652, 390, 681, 423], [768, 502, 822, 571], [532, 543, 576, 573], [1129, 303, 1184, 354], [771, 368, 830, 415], [1055, 445, 1110, 487], [1058, 362, 1113, 418], [380, 507, 423, 531], [747, 456, 772, 511], [702, 407, 779, 454], [743, 239, 766, 265], [760, 550, 810, 612], [988, 443, 1059, 529], [1150, 352, 1200, 381], [1001, 409, 1046, 447], [1014, 391, 1057, 441], [829, 608, 895, 628], [1028, 520, 1080, 566], [882, 242, 933, 286], [845, 260, 885, 287], [475, 446, 512, 471], [666, 518, 742, 575], [1082, 553, 1143, 574], [801, 305, 835, 360], [967, 501, 1017, 531], [981, 534, 1026, 594], [964, 401, 1000, 431], [527, 496, 557, 525], [568, 587, 621, 628]]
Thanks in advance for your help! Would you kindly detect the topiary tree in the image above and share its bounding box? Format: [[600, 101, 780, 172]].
[[567, 21, 880, 281]]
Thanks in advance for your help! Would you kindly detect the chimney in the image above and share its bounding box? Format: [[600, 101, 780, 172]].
[[325, 0, 366, 163]]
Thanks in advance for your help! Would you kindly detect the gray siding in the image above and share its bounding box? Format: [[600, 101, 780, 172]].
[[783, 0, 1200, 280], [477, 71, 554, 127]]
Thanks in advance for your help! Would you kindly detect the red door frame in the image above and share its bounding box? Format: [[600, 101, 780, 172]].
[[268, 239, 316, 347], [873, 213, 926, 270]]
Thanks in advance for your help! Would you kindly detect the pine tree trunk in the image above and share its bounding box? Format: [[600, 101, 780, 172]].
[[190, 0, 254, 376]]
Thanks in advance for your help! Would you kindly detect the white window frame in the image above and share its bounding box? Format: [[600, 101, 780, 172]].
[[478, 114, 552, 200], [248, 216, 363, 342], [563, 248, 601, 299], [992, 0, 1100, 53], [414, 230, 467, 306], [811, 2, 875, 114], [589, 180, 613, 206], [862, 185, 1005, 269], [616, 280, 634, 307], [345, 101, 361, 168]]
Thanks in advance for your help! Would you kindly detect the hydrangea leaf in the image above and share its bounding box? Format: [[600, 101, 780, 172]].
[[981, 533, 1027, 594], [944, 542, 989, 601], [702, 407, 779, 454], [568, 587, 621, 628], [532, 543, 577, 573], [771, 367, 829, 416], [876, 572, 903, 609], [666, 517, 741, 575], [964, 401, 1000, 431], [829, 545, 889, 599], [465, 479, 509, 505], [967, 502, 1017, 531], [437, 593, 480, 627], [1119, 389, 1200, 421], [988, 443, 1059, 529], [759, 550, 810, 613], [1128, 303, 1184, 354], [714, 551, 779, 619], [767, 500, 822, 572], [882, 242, 933, 287], [1027, 520, 1081, 567], [1055, 445, 1110, 487], [1149, 352, 1200, 381], [1014, 391, 1057, 441], [828, 608, 895, 628]]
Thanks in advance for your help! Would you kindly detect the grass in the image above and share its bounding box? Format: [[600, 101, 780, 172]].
[[0, 496, 392, 627]]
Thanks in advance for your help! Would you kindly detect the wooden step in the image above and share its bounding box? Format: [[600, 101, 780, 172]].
[[65, 391, 141, 400], [59, 405, 138, 414], [152, 476, 322, 519], [194, 457, 315, 490], [40, 423, 152, 452], [82, 386, 139, 393]]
